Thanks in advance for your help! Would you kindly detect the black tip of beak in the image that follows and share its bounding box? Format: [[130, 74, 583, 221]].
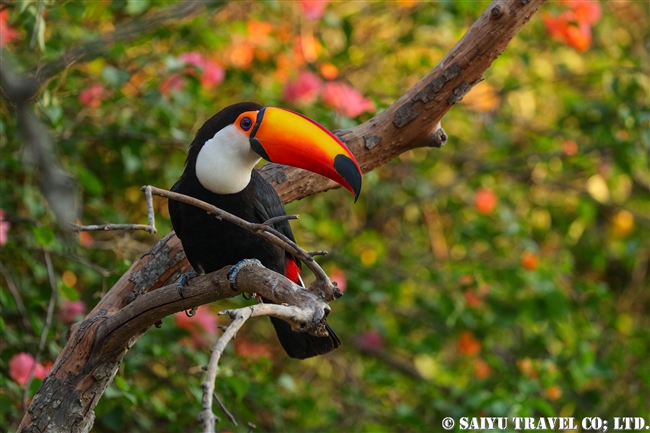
[[334, 155, 362, 202]]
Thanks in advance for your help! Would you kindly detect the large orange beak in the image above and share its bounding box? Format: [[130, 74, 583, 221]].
[[237, 107, 362, 201]]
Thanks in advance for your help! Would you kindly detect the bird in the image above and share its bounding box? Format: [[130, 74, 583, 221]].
[[169, 102, 362, 359]]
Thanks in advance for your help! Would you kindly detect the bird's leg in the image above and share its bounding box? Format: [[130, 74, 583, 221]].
[[177, 271, 198, 317], [177, 271, 198, 298], [227, 259, 263, 298]]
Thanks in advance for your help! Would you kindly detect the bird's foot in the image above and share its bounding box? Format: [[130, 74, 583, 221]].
[[177, 271, 198, 317], [227, 259, 263, 296], [177, 271, 198, 298]]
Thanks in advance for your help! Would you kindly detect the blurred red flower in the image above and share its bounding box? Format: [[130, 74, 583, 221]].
[[159, 73, 186, 96], [543, 1, 601, 52], [0, 10, 20, 48], [179, 52, 225, 90], [0, 209, 10, 245], [458, 331, 481, 356], [300, 0, 330, 21], [329, 267, 347, 294], [321, 81, 376, 118], [356, 330, 384, 351], [9, 353, 50, 386], [58, 300, 87, 324], [79, 83, 109, 108], [521, 250, 540, 271], [474, 187, 498, 215], [283, 70, 322, 105], [176, 308, 218, 347]]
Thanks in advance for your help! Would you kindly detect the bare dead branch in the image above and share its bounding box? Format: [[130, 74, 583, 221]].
[[145, 185, 340, 302], [200, 303, 325, 433], [71, 223, 155, 233], [213, 393, 238, 427]]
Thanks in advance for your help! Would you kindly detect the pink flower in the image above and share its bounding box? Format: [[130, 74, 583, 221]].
[[356, 330, 384, 351], [179, 52, 225, 90], [0, 10, 20, 48], [179, 51, 205, 67], [282, 70, 322, 105], [199, 61, 225, 90], [0, 209, 9, 245], [329, 267, 347, 293], [176, 308, 218, 347], [57, 300, 87, 324], [321, 81, 375, 118], [78, 83, 109, 108], [9, 353, 50, 386], [159, 73, 186, 96], [300, 0, 330, 21]]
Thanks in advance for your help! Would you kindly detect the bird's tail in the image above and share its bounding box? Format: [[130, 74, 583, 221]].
[[268, 314, 341, 359], [265, 256, 340, 359]]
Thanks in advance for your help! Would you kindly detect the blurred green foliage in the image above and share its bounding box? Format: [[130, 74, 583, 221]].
[[1, 1, 648, 432]]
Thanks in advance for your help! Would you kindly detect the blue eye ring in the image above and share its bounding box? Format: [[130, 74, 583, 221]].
[[240, 117, 253, 131]]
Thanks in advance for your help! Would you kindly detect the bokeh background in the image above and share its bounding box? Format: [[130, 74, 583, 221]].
[[1, 1, 648, 432]]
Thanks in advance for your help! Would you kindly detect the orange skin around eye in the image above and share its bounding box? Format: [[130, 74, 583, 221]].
[[234, 111, 260, 136]]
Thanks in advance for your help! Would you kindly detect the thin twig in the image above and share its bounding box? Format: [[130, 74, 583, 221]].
[[0, 262, 33, 332], [143, 185, 157, 234], [200, 304, 316, 433], [22, 251, 58, 410], [213, 393, 238, 427], [144, 185, 340, 301], [71, 223, 155, 233], [262, 215, 298, 226], [72, 187, 156, 234]]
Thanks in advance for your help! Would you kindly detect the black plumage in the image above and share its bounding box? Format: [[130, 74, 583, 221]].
[[169, 102, 340, 359]]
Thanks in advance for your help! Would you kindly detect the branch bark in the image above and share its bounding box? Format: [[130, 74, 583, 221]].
[[18, 0, 547, 431]]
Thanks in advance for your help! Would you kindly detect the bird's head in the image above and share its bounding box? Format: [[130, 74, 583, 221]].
[[187, 102, 362, 200]]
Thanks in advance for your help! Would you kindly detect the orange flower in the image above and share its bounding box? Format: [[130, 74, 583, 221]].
[[545, 384, 563, 401], [457, 331, 481, 356], [474, 188, 498, 215], [521, 251, 540, 271], [562, 139, 578, 156], [474, 358, 491, 379]]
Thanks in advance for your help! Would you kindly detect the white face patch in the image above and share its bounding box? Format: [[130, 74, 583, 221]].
[[195, 124, 261, 194]]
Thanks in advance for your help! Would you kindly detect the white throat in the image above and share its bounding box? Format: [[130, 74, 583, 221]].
[[195, 124, 261, 194]]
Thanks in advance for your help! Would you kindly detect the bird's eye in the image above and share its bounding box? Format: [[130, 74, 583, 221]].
[[240, 117, 253, 131]]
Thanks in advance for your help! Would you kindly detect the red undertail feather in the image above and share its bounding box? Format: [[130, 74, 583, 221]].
[[285, 257, 302, 285]]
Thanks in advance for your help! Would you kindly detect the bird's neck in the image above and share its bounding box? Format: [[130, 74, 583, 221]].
[[194, 132, 261, 195]]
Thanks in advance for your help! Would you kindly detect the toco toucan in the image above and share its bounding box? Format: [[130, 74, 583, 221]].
[[169, 102, 362, 359]]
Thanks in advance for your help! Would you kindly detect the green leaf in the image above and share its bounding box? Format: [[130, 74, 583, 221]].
[[125, 0, 149, 16], [65, 2, 85, 19], [59, 282, 79, 301], [32, 226, 55, 247], [101, 66, 130, 88]]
